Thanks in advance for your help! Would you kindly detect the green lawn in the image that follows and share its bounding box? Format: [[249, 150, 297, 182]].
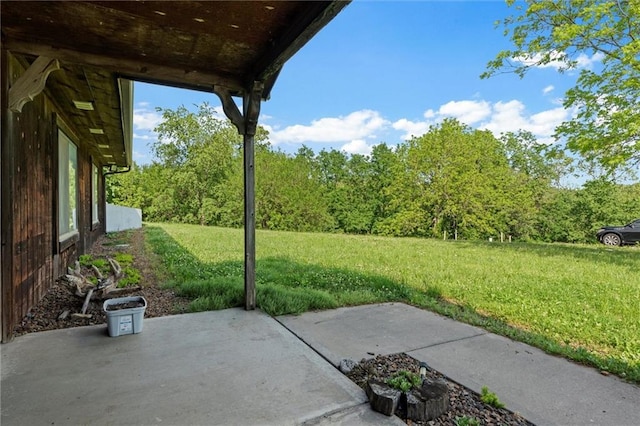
[[145, 223, 640, 383]]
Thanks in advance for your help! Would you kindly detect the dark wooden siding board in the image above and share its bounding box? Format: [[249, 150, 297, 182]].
[[14, 94, 42, 319], [29, 97, 42, 315], [25, 100, 34, 315], [44, 107, 55, 303], [33, 102, 51, 303], [11, 55, 24, 322], [13, 111, 22, 320], [33, 108, 41, 306], [52, 113, 59, 255], [1, 49, 16, 342], [15, 102, 26, 319], [20, 102, 28, 318]]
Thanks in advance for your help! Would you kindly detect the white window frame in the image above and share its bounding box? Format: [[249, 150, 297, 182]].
[[58, 130, 79, 241], [92, 163, 99, 226]]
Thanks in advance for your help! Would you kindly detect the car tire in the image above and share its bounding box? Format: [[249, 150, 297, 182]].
[[601, 233, 622, 246]]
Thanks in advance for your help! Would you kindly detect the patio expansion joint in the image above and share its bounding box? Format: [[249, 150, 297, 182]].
[[405, 331, 487, 354], [274, 317, 339, 368]]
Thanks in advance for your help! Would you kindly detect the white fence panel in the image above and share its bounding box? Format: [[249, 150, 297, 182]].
[[106, 203, 142, 232]]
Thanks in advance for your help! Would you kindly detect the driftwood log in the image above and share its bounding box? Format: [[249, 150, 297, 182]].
[[60, 258, 140, 318], [61, 259, 121, 298]]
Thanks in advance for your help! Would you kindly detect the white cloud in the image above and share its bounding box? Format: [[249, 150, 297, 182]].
[[263, 98, 572, 153], [341, 139, 374, 156], [479, 101, 569, 144], [212, 105, 225, 116], [513, 51, 566, 70], [133, 150, 148, 160], [576, 51, 605, 68], [513, 50, 604, 71], [133, 108, 162, 131], [392, 118, 431, 140], [543, 85, 555, 95], [268, 110, 389, 145], [529, 107, 570, 135], [480, 100, 528, 134], [423, 109, 436, 119], [438, 100, 491, 124], [392, 99, 570, 145], [133, 133, 153, 141]]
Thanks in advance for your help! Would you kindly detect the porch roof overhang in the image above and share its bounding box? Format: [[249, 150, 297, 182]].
[[2, 0, 350, 167]]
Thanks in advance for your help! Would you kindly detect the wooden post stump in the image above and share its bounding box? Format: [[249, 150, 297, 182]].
[[365, 380, 402, 416], [406, 380, 449, 421], [366, 378, 449, 421]]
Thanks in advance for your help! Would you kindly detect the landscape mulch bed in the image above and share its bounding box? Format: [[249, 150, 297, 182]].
[[14, 228, 534, 424], [347, 353, 533, 425], [12, 228, 190, 336]]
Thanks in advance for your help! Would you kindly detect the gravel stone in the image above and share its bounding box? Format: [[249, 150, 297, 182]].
[[339, 358, 358, 374]]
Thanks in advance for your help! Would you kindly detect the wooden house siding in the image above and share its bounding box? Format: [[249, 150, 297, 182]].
[[1, 51, 106, 341]]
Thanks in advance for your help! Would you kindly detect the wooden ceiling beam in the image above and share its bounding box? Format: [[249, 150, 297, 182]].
[[4, 39, 245, 95]]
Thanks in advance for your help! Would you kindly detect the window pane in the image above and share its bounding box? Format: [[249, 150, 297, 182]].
[[58, 130, 78, 238], [92, 164, 99, 224], [58, 132, 69, 234], [69, 142, 77, 232]]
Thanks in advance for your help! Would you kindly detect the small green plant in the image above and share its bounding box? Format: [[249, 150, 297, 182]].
[[386, 370, 422, 393], [114, 252, 134, 266], [82, 258, 112, 277], [118, 266, 142, 288], [455, 416, 481, 426], [78, 254, 94, 267], [480, 386, 505, 409], [91, 258, 109, 270]]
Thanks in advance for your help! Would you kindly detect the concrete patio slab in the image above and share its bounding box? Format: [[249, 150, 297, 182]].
[[280, 303, 640, 426], [277, 302, 485, 366], [5, 302, 638, 425], [1, 309, 400, 426]]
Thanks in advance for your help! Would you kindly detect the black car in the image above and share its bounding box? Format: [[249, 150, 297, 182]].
[[596, 219, 640, 246]]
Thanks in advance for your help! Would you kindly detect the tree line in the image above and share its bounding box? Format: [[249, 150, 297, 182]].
[[106, 104, 639, 244]]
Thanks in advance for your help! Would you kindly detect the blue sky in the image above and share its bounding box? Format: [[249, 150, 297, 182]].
[[132, 1, 602, 165]]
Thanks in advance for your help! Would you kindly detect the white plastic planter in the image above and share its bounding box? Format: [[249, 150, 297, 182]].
[[103, 296, 147, 337]]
